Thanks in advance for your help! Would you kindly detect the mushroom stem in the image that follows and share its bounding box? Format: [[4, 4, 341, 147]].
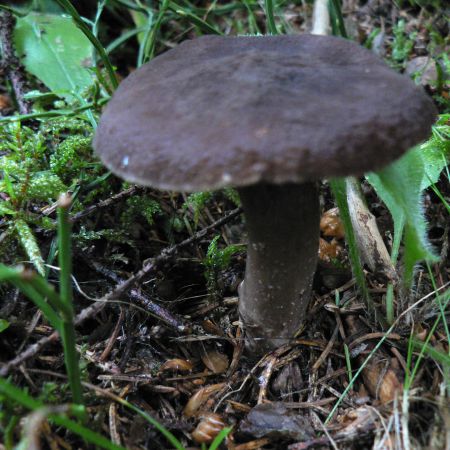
[[238, 183, 320, 354]]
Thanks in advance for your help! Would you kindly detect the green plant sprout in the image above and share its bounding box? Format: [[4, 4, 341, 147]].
[[0, 195, 83, 406], [391, 19, 417, 66], [204, 235, 244, 297]]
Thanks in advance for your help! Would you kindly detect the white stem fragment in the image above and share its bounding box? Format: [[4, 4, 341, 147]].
[[346, 177, 398, 281], [311, 0, 330, 36]]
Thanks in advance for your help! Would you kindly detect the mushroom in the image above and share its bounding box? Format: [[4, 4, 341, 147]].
[[94, 35, 436, 355]]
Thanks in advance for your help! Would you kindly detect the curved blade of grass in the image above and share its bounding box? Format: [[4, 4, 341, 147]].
[[412, 339, 450, 367], [0, 264, 61, 331], [325, 322, 397, 423], [264, 0, 278, 34], [324, 284, 447, 425], [329, 179, 373, 312], [208, 427, 232, 450], [0, 5, 30, 16], [57, 194, 83, 406], [114, 396, 185, 450], [106, 26, 147, 55], [328, 0, 347, 38], [0, 378, 125, 450], [53, 0, 118, 91], [242, 0, 261, 34], [168, 1, 222, 35], [25, 273, 70, 317], [426, 262, 450, 344], [139, 0, 169, 65], [0, 97, 109, 124], [404, 289, 450, 390]]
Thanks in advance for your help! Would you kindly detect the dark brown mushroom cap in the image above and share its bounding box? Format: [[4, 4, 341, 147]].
[[94, 34, 437, 191]]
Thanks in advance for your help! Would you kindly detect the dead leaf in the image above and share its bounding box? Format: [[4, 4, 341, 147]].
[[201, 349, 229, 374], [319, 237, 342, 262], [320, 207, 345, 239], [183, 383, 226, 417], [159, 358, 193, 373], [191, 413, 227, 444], [0, 94, 11, 111]]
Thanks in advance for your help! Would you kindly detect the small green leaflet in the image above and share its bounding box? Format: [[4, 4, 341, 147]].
[[366, 121, 448, 285], [14, 13, 94, 100], [15, 218, 45, 276], [0, 319, 9, 333]]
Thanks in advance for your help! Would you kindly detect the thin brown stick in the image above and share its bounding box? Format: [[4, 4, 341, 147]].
[[70, 186, 145, 222], [257, 355, 277, 404], [312, 324, 339, 372], [89, 260, 190, 333], [99, 307, 125, 362], [0, 207, 242, 376]]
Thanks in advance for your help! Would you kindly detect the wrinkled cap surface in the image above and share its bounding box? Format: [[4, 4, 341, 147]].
[[94, 34, 437, 191]]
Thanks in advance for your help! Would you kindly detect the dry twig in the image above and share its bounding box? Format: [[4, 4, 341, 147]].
[[0, 207, 242, 376]]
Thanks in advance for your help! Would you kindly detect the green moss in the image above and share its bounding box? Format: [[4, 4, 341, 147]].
[[121, 196, 162, 228]]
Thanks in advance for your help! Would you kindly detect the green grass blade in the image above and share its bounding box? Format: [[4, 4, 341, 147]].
[[325, 321, 398, 423], [57, 194, 83, 406], [114, 396, 185, 449], [0, 378, 125, 450], [412, 339, 450, 367], [0, 264, 61, 331], [60, 320, 84, 406], [264, 0, 278, 34], [405, 290, 450, 390], [0, 97, 109, 123], [426, 262, 450, 344], [57, 194, 74, 317], [27, 274, 71, 318], [208, 427, 232, 450], [139, 0, 170, 64], [53, 0, 118, 91], [242, 0, 261, 34], [329, 179, 371, 309], [106, 26, 147, 55], [328, 0, 347, 38], [168, 1, 222, 35]]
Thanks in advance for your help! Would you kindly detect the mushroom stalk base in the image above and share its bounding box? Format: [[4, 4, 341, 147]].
[[238, 183, 319, 355]]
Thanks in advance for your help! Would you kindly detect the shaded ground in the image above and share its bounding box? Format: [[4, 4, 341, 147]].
[[0, 1, 449, 449]]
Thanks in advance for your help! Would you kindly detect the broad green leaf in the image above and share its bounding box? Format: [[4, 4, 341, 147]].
[[366, 130, 447, 284], [14, 13, 94, 100], [14, 219, 45, 276], [0, 319, 9, 333]]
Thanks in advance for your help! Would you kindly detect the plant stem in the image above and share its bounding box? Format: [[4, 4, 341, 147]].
[[311, 0, 329, 35], [328, 0, 347, 38], [57, 193, 83, 406], [330, 179, 374, 316], [264, 0, 278, 34]]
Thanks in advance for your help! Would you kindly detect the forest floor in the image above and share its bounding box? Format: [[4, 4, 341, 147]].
[[0, 1, 449, 449]]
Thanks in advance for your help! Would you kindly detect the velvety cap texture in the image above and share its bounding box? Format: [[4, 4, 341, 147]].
[[94, 34, 437, 191]]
